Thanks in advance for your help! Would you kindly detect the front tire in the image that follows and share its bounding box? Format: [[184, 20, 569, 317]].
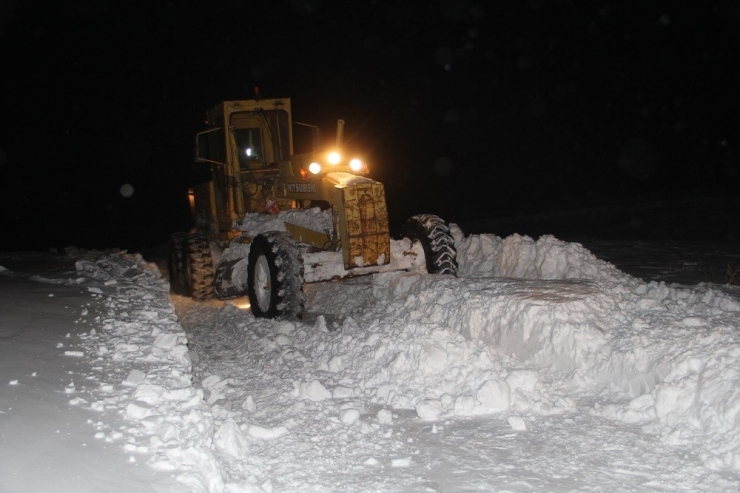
[[183, 233, 215, 301], [247, 231, 305, 319], [403, 214, 458, 276]]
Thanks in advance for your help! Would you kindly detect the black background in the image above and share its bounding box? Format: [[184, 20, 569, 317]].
[[1, 1, 739, 251]]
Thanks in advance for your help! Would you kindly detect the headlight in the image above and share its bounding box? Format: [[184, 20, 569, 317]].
[[349, 158, 363, 172], [308, 162, 322, 174], [327, 152, 341, 165]]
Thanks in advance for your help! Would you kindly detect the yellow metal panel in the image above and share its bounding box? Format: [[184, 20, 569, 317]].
[[339, 182, 390, 269], [284, 223, 333, 250]]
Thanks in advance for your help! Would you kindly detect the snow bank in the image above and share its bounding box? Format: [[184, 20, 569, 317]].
[[71, 254, 224, 492], [453, 226, 636, 285], [455, 230, 740, 470], [189, 226, 740, 479], [307, 228, 740, 471], [61, 227, 740, 490]]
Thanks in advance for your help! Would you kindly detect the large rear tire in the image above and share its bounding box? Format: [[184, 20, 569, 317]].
[[247, 231, 305, 319], [183, 233, 215, 301], [168, 232, 187, 294], [403, 214, 458, 276]]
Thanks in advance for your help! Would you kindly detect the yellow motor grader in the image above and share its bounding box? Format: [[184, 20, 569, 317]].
[[169, 96, 457, 318]]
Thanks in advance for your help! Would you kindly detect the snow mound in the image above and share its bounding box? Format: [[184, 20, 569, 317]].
[[63, 228, 740, 490], [454, 227, 636, 285], [70, 253, 225, 492], [161, 228, 740, 488], [233, 207, 333, 237], [314, 229, 740, 470]]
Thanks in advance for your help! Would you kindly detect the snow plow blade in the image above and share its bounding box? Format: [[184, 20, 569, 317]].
[[336, 181, 391, 269]]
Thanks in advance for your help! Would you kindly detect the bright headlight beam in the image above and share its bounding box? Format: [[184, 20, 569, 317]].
[[349, 158, 363, 171], [328, 152, 341, 165], [308, 162, 322, 174]]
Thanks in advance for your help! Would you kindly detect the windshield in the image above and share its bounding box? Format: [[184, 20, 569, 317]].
[[233, 127, 264, 162], [230, 110, 290, 163]]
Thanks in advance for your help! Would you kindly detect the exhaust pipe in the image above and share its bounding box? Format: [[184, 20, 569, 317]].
[[335, 119, 345, 151]]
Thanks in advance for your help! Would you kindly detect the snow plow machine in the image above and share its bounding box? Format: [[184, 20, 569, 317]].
[[169, 96, 457, 319]]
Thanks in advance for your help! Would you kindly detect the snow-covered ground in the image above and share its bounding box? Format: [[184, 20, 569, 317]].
[[2, 225, 740, 492]]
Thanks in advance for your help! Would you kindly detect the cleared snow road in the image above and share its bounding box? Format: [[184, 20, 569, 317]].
[[0, 257, 180, 493]]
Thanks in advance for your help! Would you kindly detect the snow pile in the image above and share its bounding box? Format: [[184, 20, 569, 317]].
[[452, 230, 740, 470], [592, 282, 740, 470], [233, 207, 333, 237], [219, 207, 336, 279], [453, 227, 637, 285], [35, 228, 740, 490], [164, 232, 738, 489], [70, 254, 224, 492]]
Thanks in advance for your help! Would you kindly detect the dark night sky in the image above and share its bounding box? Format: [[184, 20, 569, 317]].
[[1, 1, 739, 251]]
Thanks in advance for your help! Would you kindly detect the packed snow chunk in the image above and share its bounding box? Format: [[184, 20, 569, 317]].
[[392, 457, 412, 467], [313, 315, 329, 332], [163, 387, 202, 406], [508, 416, 527, 431], [274, 334, 291, 347], [169, 345, 191, 370], [242, 395, 256, 412], [276, 321, 295, 336], [202, 374, 225, 390], [124, 369, 146, 386], [505, 370, 538, 392], [214, 419, 248, 458], [332, 386, 354, 399], [299, 379, 332, 401], [0, 265, 7, 273], [454, 395, 476, 416], [153, 332, 186, 349], [64, 351, 84, 357], [247, 424, 289, 440], [156, 422, 180, 443], [9, 379, 18, 385], [419, 340, 448, 373], [654, 382, 696, 422], [138, 416, 163, 434], [416, 399, 443, 421], [682, 317, 706, 327], [382, 271, 425, 299], [377, 409, 393, 425], [476, 380, 511, 413], [114, 343, 140, 355], [126, 400, 154, 419], [223, 481, 272, 493], [340, 408, 361, 425], [75, 259, 111, 280], [328, 354, 345, 373], [132, 384, 164, 405]]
